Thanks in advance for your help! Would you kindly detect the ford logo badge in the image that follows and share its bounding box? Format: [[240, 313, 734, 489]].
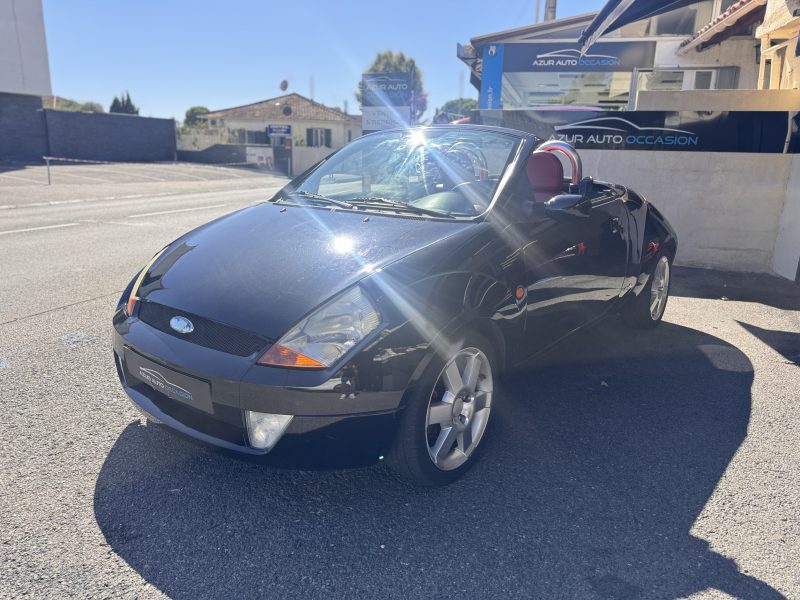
[[169, 316, 194, 334]]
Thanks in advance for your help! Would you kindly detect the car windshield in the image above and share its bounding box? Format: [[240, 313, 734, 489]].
[[283, 128, 522, 218]]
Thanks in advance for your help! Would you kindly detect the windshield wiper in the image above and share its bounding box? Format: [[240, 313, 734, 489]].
[[347, 196, 448, 218], [281, 191, 354, 210]]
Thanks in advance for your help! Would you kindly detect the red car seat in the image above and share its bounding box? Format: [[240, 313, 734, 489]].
[[526, 152, 564, 203]]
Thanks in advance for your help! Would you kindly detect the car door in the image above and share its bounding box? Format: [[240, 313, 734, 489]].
[[572, 181, 630, 316], [516, 181, 629, 357]]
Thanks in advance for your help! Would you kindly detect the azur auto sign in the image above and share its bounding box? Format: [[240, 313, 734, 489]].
[[474, 109, 794, 153], [502, 41, 656, 73], [554, 118, 699, 148]]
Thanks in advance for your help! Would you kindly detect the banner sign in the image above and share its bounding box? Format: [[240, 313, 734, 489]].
[[267, 124, 292, 136], [480, 44, 505, 110], [362, 106, 412, 131], [474, 109, 797, 153], [502, 41, 656, 73], [362, 72, 414, 132], [362, 72, 413, 107]]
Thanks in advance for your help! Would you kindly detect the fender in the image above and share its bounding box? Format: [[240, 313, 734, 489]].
[[629, 192, 678, 297]]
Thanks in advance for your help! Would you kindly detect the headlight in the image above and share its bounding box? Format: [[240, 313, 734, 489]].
[[257, 286, 380, 369]]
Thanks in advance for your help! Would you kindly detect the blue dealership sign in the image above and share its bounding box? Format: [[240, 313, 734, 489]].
[[267, 124, 292, 136], [479, 44, 505, 110]]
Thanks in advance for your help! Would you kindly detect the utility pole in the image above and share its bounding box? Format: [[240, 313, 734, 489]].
[[544, 0, 557, 21], [535, 0, 541, 23]]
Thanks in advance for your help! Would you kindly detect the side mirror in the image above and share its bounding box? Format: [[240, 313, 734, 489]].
[[545, 193, 590, 219]]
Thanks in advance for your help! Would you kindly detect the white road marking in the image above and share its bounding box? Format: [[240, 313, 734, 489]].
[[0, 186, 272, 211], [48, 169, 109, 183], [131, 165, 210, 181], [0, 171, 43, 184], [0, 222, 80, 236], [126, 203, 228, 218], [78, 166, 166, 182], [104, 221, 153, 227]]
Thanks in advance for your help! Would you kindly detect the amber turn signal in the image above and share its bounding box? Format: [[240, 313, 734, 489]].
[[124, 247, 168, 317], [257, 344, 326, 369]]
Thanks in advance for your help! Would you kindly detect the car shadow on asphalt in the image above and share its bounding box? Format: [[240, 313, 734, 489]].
[[737, 320, 800, 366], [94, 320, 785, 599]]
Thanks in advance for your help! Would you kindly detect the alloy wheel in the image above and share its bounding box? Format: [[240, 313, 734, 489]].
[[650, 256, 671, 320], [425, 347, 493, 471]]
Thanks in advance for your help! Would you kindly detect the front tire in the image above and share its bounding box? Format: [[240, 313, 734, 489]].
[[623, 254, 672, 329], [387, 333, 496, 486]]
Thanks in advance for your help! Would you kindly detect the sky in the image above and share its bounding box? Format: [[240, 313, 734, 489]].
[[42, 0, 605, 122]]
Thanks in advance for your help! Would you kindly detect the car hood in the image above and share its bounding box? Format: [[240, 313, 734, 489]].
[[138, 202, 469, 340]]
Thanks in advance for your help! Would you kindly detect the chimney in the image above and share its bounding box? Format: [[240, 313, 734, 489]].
[[544, 0, 557, 21]]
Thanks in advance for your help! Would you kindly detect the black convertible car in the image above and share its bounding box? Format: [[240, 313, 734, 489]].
[[113, 125, 676, 486]]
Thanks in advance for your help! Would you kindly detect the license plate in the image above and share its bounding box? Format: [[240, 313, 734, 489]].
[[125, 349, 213, 413]]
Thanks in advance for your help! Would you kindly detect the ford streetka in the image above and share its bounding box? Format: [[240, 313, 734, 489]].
[[113, 126, 676, 486]]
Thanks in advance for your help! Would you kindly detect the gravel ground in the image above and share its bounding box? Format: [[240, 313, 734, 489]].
[[1, 168, 798, 599]]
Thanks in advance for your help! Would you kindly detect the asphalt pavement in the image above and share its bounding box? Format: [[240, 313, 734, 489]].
[[1, 164, 798, 599]]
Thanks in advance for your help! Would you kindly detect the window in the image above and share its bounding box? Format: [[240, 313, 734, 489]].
[[655, 6, 701, 35], [763, 59, 772, 89], [612, 1, 712, 37], [694, 71, 713, 90], [501, 71, 633, 109], [633, 67, 736, 97], [296, 128, 521, 217], [306, 128, 332, 148], [640, 70, 685, 92]]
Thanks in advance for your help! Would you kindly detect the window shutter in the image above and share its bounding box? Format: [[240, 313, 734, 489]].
[[325, 129, 332, 148], [307, 128, 314, 147]]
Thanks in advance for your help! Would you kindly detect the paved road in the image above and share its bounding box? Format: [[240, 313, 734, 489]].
[[1, 167, 799, 599]]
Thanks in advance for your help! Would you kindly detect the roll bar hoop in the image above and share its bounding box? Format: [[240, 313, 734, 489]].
[[534, 141, 583, 185]]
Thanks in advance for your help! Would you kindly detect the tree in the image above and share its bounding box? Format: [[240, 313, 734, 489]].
[[46, 96, 104, 112], [184, 106, 210, 127], [80, 102, 103, 113], [439, 98, 478, 118], [110, 91, 139, 115], [355, 50, 427, 121]]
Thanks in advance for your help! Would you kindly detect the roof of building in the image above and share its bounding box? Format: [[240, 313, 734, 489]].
[[679, 0, 766, 53], [460, 13, 598, 89], [203, 93, 360, 123], [470, 12, 598, 46]]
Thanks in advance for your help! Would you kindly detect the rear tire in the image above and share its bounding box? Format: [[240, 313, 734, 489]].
[[387, 333, 497, 487], [623, 254, 672, 329]]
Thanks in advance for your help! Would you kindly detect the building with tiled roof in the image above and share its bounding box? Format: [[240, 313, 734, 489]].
[[202, 93, 361, 149]]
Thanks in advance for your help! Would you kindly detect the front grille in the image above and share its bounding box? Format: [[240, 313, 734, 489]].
[[138, 301, 270, 357]]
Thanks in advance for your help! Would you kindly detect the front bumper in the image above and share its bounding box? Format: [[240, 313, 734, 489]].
[[112, 320, 405, 467]]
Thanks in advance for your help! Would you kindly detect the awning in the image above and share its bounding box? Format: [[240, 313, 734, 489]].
[[578, 0, 701, 50]]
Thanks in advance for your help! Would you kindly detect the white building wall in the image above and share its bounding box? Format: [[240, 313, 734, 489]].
[[292, 146, 335, 175], [772, 155, 800, 280], [654, 38, 759, 89], [0, 0, 51, 96], [221, 118, 360, 148], [579, 150, 793, 273]]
